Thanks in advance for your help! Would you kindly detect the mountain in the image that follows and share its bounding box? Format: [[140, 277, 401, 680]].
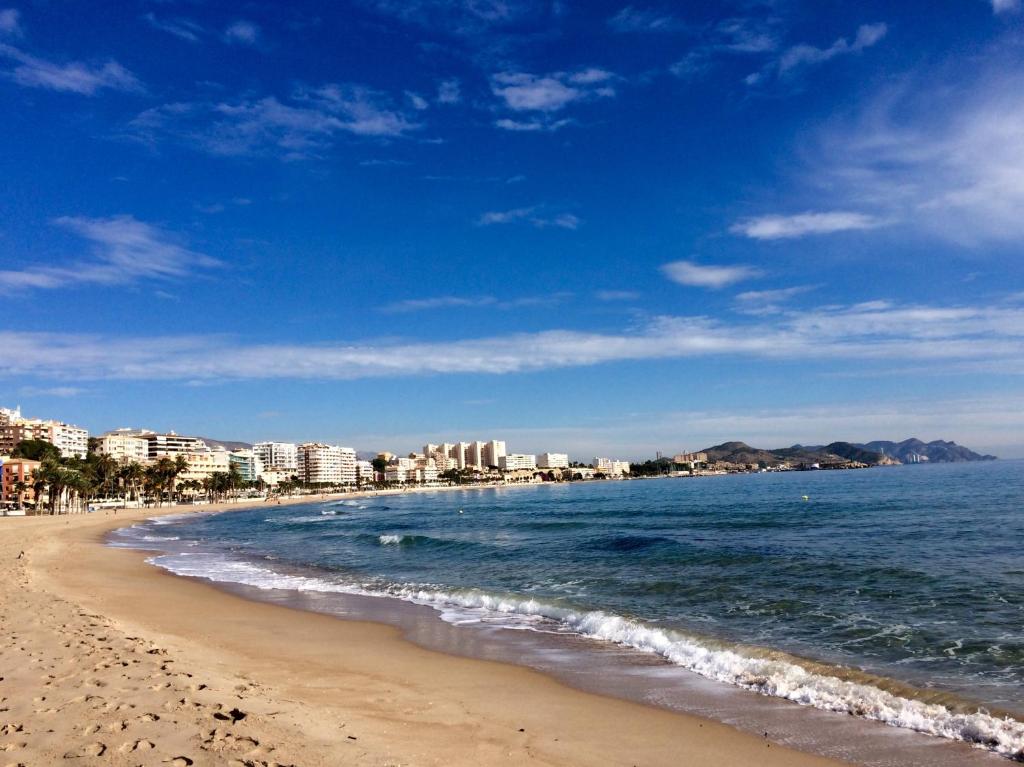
[[860, 439, 996, 463], [702, 441, 831, 466], [197, 437, 252, 452]]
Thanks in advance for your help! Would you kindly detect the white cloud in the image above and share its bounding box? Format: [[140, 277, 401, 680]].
[[144, 14, 205, 42], [17, 385, 84, 398], [3, 301, 1023, 383], [490, 68, 617, 130], [745, 22, 887, 86], [406, 91, 430, 110], [382, 292, 571, 313], [595, 290, 640, 301], [991, 0, 1020, 14], [0, 8, 22, 36], [477, 207, 579, 229], [0, 43, 142, 95], [224, 20, 260, 46], [130, 84, 419, 158], [661, 260, 760, 289], [437, 78, 461, 104], [608, 6, 682, 33], [0, 215, 221, 290], [805, 75, 1024, 243], [669, 16, 780, 80], [731, 211, 884, 240]]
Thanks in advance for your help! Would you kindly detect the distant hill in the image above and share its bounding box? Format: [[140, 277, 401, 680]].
[[698, 438, 995, 467], [860, 438, 996, 463], [197, 437, 252, 452]]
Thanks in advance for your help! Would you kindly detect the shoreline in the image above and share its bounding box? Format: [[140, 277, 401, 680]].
[[0, 501, 856, 766]]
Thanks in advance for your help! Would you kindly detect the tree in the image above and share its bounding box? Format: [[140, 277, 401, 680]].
[[12, 439, 61, 462]]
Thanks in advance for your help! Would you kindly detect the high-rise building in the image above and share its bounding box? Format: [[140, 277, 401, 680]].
[[0, 413, 88, 459], [538, 453, 569, 469], [450, 442, 470, 469], [482, 440, 507, 468], [593, 458, 631, 476], [228, 449, 264, 483], [253, 441, 298, 471], [297, 443, 356, 485], [467, 441, 486, 469]]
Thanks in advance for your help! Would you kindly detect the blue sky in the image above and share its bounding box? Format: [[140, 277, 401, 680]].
[[2, 0, 1023, 458]]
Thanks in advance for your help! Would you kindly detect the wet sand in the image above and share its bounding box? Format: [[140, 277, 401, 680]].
[[0, 499, 852, 766]]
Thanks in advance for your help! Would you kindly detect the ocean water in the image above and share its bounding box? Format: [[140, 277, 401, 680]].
[[112, 461, 1024, 761]]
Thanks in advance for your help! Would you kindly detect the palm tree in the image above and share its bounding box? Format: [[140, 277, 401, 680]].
[[12, 479, 27, 510]]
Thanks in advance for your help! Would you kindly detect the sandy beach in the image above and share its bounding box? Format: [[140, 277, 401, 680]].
[[0, 499, 850, 767]]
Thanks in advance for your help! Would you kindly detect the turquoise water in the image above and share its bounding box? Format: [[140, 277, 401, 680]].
[[116, 461, 1024, 758]]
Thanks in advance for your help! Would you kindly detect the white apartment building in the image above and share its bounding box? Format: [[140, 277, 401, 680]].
[[145, 432, 208, 459], [356, 460, 375, 485], [450, 442, 470, 469], [467, 441, 485, 469], [253, 441, 298, 471], [228, 449, 264, 483], [538, 453, 569, 469], [482, 440, 506, 468], [95, 433, 149, 463], [177, 450, 231, 485], [499, 454, 537, 471], [594, 458, 631, 476], [298, 443, 357, 485], [0, 415, 88, 459]]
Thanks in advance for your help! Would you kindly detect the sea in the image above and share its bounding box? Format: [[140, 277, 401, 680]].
[[111, 460, 1024, 765]]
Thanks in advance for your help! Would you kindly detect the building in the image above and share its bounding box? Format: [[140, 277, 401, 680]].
[[467, 441, 486, 469], [1, 457, 41, 507], [253, 442, 298, 471], [673, 452, 708, 466], [144, 432, 208, 459], [176, 450, 231, 485], [0, 415, 88, 459], [482, 440, 507, 468], [297, 443, 357, 485], [499, 454, 537, 471], [356, 460, 376, 485], [538, 453, 569, 469], [228, 449, 264, 483], [593, 458, 631, 476], [260, 467, 296, 487], [450, 442, 471, 469], [95, 433, 149, 463]]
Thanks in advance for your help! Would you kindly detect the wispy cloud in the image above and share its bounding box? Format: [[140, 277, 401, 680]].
[[669, 15, 781, 79], [381, 292, 571, 313], [0, 8, 22, 36], [661, 260, 760, 289], [4, 301, 1023, 383], [734, 285, 818, 314], [747, 23, 887, 85], [224, 20, 260, 46], [491, 68, 617, 130], [129, 84, 420, 158], [477, 207, 579, 229], [0, 43, 142, 95], [607, 6, 683, 33], [359, 0, 557, 38], [0, 215, 221, 290], [437, 78, 461, 104], [799, 73, 1024, 243], [731, 211, 885, 240], [143, 13, 205, 42], [991, 0, 1020, 14], [595, 290, 640, 301], [17, 385, 84, 398]]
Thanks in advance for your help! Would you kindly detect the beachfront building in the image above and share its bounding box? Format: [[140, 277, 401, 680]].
[[482, 440, 507, 468], [0, 414, 88, 459], [499, 454, 537, 471], [253, 441, 298, 472], [297, 443, 357, 486], [538, 453, 569, 469], [673, 452, 708, 468], [228, 449, 264, 483], [259, 467, 295, 487], [144, 432, 208, 459], [95, 433, 149, 463], [0, 457, 41, 507], [176, 450, 231, 485], [594, 458, 631, 476], [467, 441, 486, 469], [356, 460, 376, 485]]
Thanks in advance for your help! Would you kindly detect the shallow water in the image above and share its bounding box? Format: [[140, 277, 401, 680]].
[[112, 461, 1024, 761]]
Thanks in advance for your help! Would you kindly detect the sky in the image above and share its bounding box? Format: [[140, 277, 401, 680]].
[[1, 0, 1023, 459]]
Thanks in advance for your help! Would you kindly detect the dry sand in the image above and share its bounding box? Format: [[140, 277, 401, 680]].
[[0, 500, 851, 767]]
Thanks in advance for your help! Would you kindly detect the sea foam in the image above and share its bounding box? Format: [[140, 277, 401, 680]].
[[146, 550, 1024, 760]]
